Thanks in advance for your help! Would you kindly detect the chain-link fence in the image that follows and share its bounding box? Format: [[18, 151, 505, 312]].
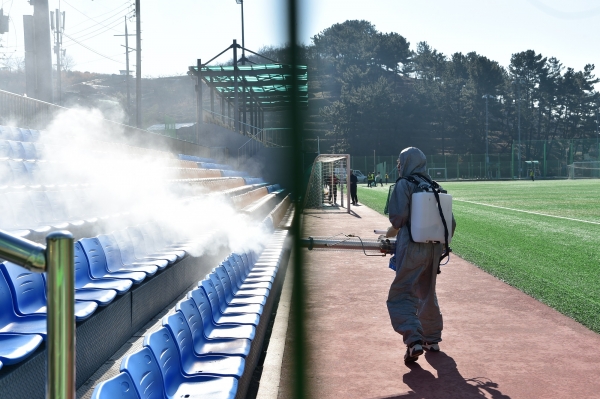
[[350, 139, 600, 180]]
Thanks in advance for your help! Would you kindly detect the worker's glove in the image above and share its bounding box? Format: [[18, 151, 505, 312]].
[[386, 226, 399, 238]]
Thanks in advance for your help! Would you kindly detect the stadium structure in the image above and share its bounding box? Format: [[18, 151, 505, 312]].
[[0, 39, 302, 399]]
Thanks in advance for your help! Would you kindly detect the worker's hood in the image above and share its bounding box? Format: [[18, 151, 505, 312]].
[[398, 147, 428, 178]]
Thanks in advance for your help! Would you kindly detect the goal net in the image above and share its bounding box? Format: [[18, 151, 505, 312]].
[[304, 154, 351, 210], [568, 161, 600, 179], [428, 168, 447, 181]]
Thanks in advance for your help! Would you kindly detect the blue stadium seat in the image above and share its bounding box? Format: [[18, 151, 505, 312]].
[[72, 286, 117, 307], [97, 234, 159, 275], [121, 347, 238, 399], [146, 325, 244, 378], [91, 372, 140, 399], [122, 227, 178, 265], [1, 262, 98, 322], [20, 129, 40, 143], [8, 160, 33, 186], [74, 242, 133, 295], [110, 229, 170, 270], [0, 333, 44, 369], [22, 161, 41, 186], [190, 287, 260, 327], [80, 237, 147, 284], [208, 272, 266, 306], [145, 223, 191, 252], [266, 184, 281, 193], [8, 141, 26, 160], [227, 257, 274, 288], [28, 190, 69, 229], [174, 300, 251, 357], [202, 276, 263, 315], [0, 140, 12, 158], [220, 170, 249, 178], [213, 266, 266, 306], [186, 290, 255, 340], [0, 126, 23, 141], [21, 142, 37, 160], [0, 266, 46, 337], [232, 253, 277, 280], [138, 224, 185, 260], [220, 262, 269, 299], [243, 177, 264, 185]]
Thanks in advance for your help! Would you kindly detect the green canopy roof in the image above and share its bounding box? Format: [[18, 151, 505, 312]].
[[189, 63, 308, 111]]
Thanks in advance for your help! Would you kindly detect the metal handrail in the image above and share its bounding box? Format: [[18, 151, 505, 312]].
[[0, 229, 75, 399]]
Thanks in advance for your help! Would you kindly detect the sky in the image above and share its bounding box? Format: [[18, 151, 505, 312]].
[[1, 0, 600, 78]]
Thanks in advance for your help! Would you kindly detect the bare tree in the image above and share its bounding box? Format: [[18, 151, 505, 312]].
[[1, 54, 25, 72], [61, 53, 76, 72]]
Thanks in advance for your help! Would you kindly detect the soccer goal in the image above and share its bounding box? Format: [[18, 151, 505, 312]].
[[428, 168, 447, 181], [568, 161, 600, 179], [304, 154, 351, 212]]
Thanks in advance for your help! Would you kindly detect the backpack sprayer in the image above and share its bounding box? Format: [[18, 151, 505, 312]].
[[300, 174, 453, 272]]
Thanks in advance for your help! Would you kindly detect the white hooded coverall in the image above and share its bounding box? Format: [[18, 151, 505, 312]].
[[387, 147, 456, 346]]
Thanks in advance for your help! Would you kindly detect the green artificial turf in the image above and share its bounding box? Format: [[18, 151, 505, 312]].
[[357, 180, 600, 332]]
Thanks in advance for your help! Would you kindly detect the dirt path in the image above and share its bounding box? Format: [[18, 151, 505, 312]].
[[277, 204, 600, 399]]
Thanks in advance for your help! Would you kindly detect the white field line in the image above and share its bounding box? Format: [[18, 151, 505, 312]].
[[454, 199, 600, 226]]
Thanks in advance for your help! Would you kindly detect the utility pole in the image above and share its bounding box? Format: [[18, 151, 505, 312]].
[[51, 9, 64, 105], [115, 17, 135, 126], [135, 0, 141, 128]]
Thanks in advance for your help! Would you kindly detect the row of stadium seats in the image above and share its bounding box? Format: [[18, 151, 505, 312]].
[[0, 124, 183, 161], [91, 229, 288, 399], [0, 186, 286, 369], [0, 221, 190, 369], [0, 126, 41, 142], [0, 158, 255, 190]]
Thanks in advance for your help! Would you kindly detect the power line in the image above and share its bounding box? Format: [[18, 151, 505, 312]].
[[63, 0, 131, 36], [65, 14, 130, 43], [62, 32, 124, 64], [65, 1, 132, 30], [68, 12, 129, 40]]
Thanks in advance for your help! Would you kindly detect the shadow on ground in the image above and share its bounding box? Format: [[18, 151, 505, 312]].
[[371, 352, 511, 399]]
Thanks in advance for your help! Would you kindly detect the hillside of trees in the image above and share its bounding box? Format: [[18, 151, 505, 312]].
[[292, 20, 599, 159]]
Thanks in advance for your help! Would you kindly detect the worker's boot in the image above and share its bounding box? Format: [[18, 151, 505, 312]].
[[423, 341, 440, 352], [404, 340, 423, 363]]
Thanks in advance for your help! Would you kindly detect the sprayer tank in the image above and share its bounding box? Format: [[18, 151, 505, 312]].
[[410, 192, 452, 244]]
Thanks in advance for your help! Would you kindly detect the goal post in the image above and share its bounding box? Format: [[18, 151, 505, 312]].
[[567, 161, 600, 179], [303, 154, 351, 213], [428, 168, 447, 181]]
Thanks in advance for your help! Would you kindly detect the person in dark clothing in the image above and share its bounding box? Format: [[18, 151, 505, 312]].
[[332, 174, 339, 203], [350, 170, 358, 205]]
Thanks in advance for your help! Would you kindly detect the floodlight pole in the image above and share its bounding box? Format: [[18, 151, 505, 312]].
[[236, 0, 246, 65]]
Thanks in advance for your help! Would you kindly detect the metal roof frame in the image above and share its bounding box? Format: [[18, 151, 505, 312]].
[[188, 41, 308, 113]]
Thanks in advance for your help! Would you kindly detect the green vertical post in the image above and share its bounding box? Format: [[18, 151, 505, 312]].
[[543, 141, 547, 177], [511, 141, 514, 179], [570, 141, 574, 165], [457, 157, 460, 179]]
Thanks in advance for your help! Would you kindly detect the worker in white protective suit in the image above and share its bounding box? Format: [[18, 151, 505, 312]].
[[386, 147, 456, 363]]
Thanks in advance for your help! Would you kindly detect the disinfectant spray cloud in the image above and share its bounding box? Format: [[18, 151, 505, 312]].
[[3, 107, 272, 256]]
